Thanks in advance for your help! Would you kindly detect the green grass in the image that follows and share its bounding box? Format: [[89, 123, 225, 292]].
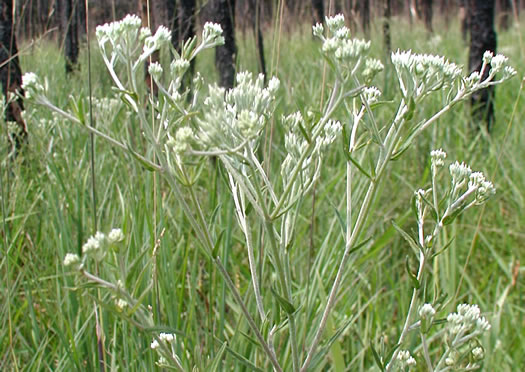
[[1, 15, 524, 371]]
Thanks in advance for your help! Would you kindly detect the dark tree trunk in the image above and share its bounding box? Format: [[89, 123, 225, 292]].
[[383, 0, 392, 53], [440, 0, 452, 26], [0, 0, 27, 151], [422, 0, 433, 32], [172, 0, 196, 52], [361, 0, 370, 37], [330, 0, 342, 15], [60, 0, 79, 73], [312, 0, 324, 24], [250, 0, 266, 81], [469, 0, 497, 131], [459, 0, 470, 41], [498, 0, 511, 30], [168, 0, 177, 47], [209, 0, 236, 88]]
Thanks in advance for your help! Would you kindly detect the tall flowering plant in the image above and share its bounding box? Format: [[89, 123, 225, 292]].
[[23, 14, 514, 371]]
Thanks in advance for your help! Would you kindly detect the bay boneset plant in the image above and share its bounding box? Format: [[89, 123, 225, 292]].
[[22, 14, 515, 371]]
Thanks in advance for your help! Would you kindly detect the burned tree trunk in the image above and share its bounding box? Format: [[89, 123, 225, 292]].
[[361, 0, 370, 38], [383, 0, 392, 54], [469, 0, 497, 131], [498, 0, 512, 30], [421, 0, 433, 32], [60, 0, 79, 73], [312, 0, 324, 25], [0, 0, 27, 151], [209, 0, 236, 88], [172, 0, 196, 53], [459, 0, 470, 41], [250, 0, 266, 80]]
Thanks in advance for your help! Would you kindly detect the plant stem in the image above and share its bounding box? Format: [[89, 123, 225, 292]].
[[421, 332, 434, 372], [301, 102, 408, 372], [214, 258, 283, 372], [264, 219, 300, 372]]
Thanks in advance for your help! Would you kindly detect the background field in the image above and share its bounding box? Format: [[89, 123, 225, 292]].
[[1, 13, 524, 371]]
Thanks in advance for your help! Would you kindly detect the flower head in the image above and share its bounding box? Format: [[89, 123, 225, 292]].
[[108, 228, 125, 244], [419, 303, 436, 319], [22, 72, 45, 99], [63, 253, 80, 268], [430, 148, 447, 168], [202, 22, 224, 46], [312, 23, 324, 38], [362, 86, 381, 105], [325, 14, 345, 32], [170, 58, 190, 77], [148, 62, 163, 81], [490, 54, 508, 73], [447, 303, 491, 335], [397, 350, 416, 368], [159, 333, 175, 343], [82, 232, 107, 262]]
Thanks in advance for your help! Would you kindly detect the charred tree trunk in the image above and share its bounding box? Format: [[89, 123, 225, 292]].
[[422, 0, 433, 32], [250, 0, 266, 81], [469, 0, 497, 131], [209, 0, 236, 88], [383, 0, 392, 53], [459, 0, 470, 41], [498, 0, 511, 30], [172, 0, 196, 53], [171, 0, 196, 93], [312, 0, 324, 24], [440, 0, 452, 26], [0, 0, 27, 152], [361, 0, 370, 37], [60, 0, 79, 73]]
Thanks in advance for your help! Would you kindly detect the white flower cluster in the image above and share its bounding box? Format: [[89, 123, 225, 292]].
[[96, 14, 142, 50], [148, 61, 163, 81], [142, 25, 171, 59], [419, 303, 436, 333], [362, 86, 382, 105], [150, 332, 182, 368], [202, 22, 225, 47], [447, 303, 491, 335], [167, 126, 194, 154], [396, 350, 417, 368], [391, 49, 462, 100], [280, 112, 341, 191], [448, 161, 495, 206], [63, 253, 80, 268], [151, 332, 176, 350], [108, 228, 125, 244], [82, 231, 107, 262], [430, 148, 446, 168], [96, 14, 171, 65], [363, 58, 385, 82], [313, 14, 373, 77], [170, 58, 190, 77], [197, 72, 279, 150], [63, 228, 125, 266], [22, 72, 45, 100], [419, 303, 436, 319]]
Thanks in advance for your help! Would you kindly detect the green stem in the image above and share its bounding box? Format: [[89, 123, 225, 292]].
[[301, 102, 409, 372], [215, 258, 283, 372], [264, 219, 300, 372]]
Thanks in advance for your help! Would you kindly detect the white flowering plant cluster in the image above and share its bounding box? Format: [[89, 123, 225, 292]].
[[380, 149, 495, 372], [22, 13, 515, 372]]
